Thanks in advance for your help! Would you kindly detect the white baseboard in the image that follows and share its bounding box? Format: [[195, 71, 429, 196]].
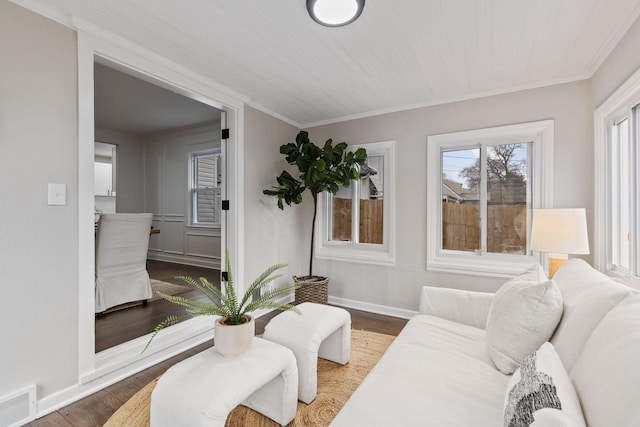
[[328, 296, 417, 320], [147, 252, 220, 269]]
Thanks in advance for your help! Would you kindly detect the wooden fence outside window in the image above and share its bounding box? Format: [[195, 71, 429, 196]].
[[442, 203, 527, 254], [332, 198, 384, 244]]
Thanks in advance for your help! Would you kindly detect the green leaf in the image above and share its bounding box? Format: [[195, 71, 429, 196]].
[[353, 147, 368, 164], [303, 166, 320, 186], [296, 156, 313, 172], [280, 143, 297, 155], [315, 159, 326, 171], [296, 130, 309, 147], [350, 167, 359, 180]]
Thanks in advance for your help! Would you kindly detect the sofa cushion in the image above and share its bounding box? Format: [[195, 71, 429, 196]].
[[486, 264, 562, 374], [419, 286, 494, 329], [330, 314, 510, 426], [569, 294, 640, 427], [550, 259, 634, 371], [504, 342, 585, 427]]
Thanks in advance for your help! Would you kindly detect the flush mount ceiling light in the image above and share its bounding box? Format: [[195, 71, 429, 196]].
[[307, 0, 365, 27]]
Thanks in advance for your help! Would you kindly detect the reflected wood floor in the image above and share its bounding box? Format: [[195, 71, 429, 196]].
[[95, 260, 219, 352], [28, 304, 408, 426]]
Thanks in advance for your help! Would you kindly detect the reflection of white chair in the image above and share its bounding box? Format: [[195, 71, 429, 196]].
[[95, 213, 153, 313]]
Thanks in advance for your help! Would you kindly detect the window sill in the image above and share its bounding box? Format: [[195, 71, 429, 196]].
[[316, 244, 394, 266], [187, 224, 220, 229], [604, 269, 640, 290], [427, 252, 540, 279]]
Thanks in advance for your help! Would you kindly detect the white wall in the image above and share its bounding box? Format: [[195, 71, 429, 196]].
[[308, 81, 592, 311], [591, 15, 640, 109], [144, 121, 222, 268], [0, 0, 78, 401], [243, 106, 307, 288]]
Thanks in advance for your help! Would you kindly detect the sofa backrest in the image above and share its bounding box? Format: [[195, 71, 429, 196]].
[[569, 294, 640, 427], [550, 259, 633, 370], [551, 259, 640, 427]]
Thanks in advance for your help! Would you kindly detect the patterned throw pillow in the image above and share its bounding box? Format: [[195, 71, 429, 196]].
[[504, 342, 586, 427]]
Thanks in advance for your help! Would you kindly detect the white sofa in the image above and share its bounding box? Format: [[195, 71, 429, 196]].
[[331, 259, 640, 426]]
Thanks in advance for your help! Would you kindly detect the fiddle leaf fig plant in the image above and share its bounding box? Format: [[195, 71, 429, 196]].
[[263, 130, 367, 276]]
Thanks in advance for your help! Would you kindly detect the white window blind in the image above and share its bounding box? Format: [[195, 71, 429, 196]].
[[191, 151, 221, 226]]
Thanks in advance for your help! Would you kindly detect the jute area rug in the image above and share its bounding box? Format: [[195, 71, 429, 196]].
[[104, 329, 395, 427], [148, 279, 192, 302]]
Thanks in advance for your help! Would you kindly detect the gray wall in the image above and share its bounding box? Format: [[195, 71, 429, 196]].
[[243, 106, 308, 285], [308, 81, 593, 309], [0, 0, 79, 399], [591, 15, 640, 109]]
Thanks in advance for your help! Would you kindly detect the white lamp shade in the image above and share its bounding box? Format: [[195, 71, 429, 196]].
[[530, 208, 590, 255]]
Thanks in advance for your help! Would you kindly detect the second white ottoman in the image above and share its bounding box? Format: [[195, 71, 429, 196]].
[[264, 302, 351, 404]]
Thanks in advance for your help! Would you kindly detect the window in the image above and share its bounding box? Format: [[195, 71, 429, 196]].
[[595, 68, 640, 287], [316, 140, 395, 265], [190, 150, 222, 226], [611, 117, 631, 273], [427, 121, 554, 277]]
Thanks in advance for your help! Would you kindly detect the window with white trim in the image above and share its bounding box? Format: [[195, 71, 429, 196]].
[[427, 121, 553, 277], [190, 150, 222, 227], [316, 140, 395, 265], [595, 70, 640, 287]]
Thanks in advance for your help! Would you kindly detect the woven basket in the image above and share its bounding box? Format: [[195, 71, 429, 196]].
[[293, 275, 329, 305]]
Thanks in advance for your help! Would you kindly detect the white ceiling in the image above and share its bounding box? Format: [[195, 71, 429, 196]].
[[94, 63, 221, 135], [19, 0, 640, 127]]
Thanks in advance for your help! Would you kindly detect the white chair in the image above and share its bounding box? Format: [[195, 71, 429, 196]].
[[95, 213, 154, 313]]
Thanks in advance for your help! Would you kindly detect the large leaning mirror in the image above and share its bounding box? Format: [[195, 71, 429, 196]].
[[93, 62, 224, 353]]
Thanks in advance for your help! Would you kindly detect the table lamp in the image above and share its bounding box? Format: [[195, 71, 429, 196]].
[[530, 208, 590, 278]]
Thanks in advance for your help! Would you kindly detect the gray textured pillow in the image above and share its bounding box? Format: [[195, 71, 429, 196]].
[[486, 264, 563, 374]]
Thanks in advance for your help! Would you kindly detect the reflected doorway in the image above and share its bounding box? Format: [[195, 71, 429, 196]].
[[93, 62, 224, 353]]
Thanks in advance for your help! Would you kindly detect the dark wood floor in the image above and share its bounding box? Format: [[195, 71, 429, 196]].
[[95, 260, 219, 352], [28, 306, 408, 426]]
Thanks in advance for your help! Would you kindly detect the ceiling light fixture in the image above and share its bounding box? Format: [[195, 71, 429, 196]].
[[307, 0, 365, 27]]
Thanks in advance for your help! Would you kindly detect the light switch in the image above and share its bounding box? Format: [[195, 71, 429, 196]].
[[48, 183, 66, 206]]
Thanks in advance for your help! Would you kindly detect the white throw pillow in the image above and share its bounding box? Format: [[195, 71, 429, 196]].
[[504, 342, 586, 427], [486, 264, 562, 374]]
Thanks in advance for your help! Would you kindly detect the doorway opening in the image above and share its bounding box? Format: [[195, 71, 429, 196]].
[[93, 62, 225, 352], [77, 30, 244, 383]]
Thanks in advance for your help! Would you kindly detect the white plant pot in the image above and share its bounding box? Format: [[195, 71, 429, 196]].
[[214, 315, 255, 357]]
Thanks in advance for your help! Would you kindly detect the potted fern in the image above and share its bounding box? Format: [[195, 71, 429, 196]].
[[263, 130, 366, 304], [144, 251, 302, 357]]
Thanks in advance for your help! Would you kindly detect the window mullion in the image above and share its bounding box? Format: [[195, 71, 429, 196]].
[[352, 174, 360, 244], [479, 145, 488, 254]]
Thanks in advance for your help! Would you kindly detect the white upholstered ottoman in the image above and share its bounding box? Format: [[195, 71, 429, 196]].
[[150, 337, 298, 427], [263, 302, 351, 404]]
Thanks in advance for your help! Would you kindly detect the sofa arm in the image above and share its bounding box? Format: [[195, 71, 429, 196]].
[[419, 286, 494, 330]]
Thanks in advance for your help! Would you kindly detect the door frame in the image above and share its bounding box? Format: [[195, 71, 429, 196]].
[[76, 22, 245, 383]]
